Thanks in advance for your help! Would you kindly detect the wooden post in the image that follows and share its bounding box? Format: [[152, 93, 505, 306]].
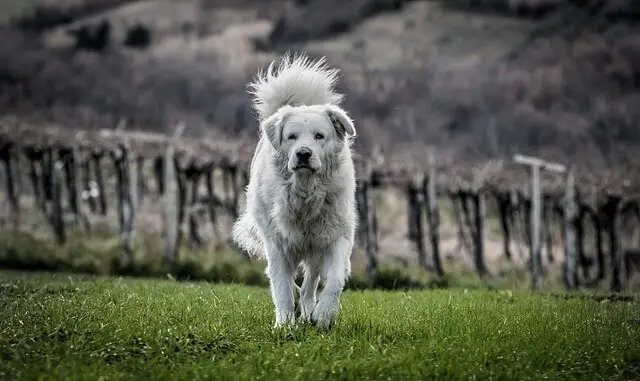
[[80, 152, 97, 213], [408, 178, 428, 270], [513, 154, 566, 290], [497, 192, 512, 261], [359, 161, 378, 276], [575, 198, 588, 283], [424, 153, 443, 276], [186, 172, 203, 251], [26, 151, 46, 215], [154, 156, 164, 196], [603, 195, 624, 292], [0, 158, 5, 226], [542, 195, 554, 263], [563, 170, 577, 291], [223, 167, 232, 214], [129, 151, 140, 212], [92, 153, 108, 216], [592, 208, 605, 281], [450, 190, 472, 257], [163, 123, 184, 264], [61, 149, 82, 226], [459, 189, 488, 277], [124, 138, 138, 261], [230, 167, 241, 220], [1, 146, 20, 229], [42, 147, 54, 216], [176, 170, 187, 249], [470, 191, 489, 278], [510, 189, 525, 262], [50, 156, 66, 245], [460, 191, 476, 256], [112, 143, 134, 262], [136, 157, 145, 207], [204, 167, 224, 249]]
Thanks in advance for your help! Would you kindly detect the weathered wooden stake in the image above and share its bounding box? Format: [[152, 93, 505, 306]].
[[62, 149, 81, 226], [113, 143, 134, 262], [542, 195, 554, 263], [50, 157, 66, 244], [424, 154, 443, 276], [42, 147, 54, 207], [154, 156, 164, 196], [591, 208, 605, 281], [204, 167, 224, 249], [72, 149, 91, 229], [79, 153, 97, 213], [575, 197, 587, 283], [129, 153, 140, 212], [163, 123, 184, 264], [450, 191, 473, 257], [460, 191, 476, 259], [26, 152, 46, 215], [230, 167, 241, 220], [186, 173, 203, 251], [407, 179, 428, 270], [497, 193, 512, 261], [563, 170, 577, 291], [1, 147, 20, 229], [359, 161, 378, 276], [125, 144, 138, 259], [470, 191, 489, 278], [92, 153, 108, 216], [510, 189, 526, 262], [136, 157, 145, 207], [514, 154, 566, 290], [604, 195, 624, 292]]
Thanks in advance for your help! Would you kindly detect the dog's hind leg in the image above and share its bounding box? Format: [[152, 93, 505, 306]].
[[265, 242, 297, 328], [312, 237, 352, 330]]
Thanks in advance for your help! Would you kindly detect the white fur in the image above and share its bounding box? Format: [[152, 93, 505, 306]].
[[232, 53, 358, 330]]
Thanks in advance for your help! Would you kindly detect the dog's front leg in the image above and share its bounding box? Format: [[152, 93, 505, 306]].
[[265, 242, 296, 328], [299, 257, 321, 322], [311, 237, 352, 330]]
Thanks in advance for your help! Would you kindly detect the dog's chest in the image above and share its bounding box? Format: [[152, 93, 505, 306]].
[[275, 190, 341, 251]]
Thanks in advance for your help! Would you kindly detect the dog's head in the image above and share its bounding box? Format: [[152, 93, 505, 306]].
[[261, 104, 356, 175]]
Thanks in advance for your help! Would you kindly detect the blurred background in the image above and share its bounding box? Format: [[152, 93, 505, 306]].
[[0, 0, 639, 291]]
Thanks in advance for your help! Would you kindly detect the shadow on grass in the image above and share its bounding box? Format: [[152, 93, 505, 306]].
[[0, 230, 451, 292], [547, 293, 638, 303]]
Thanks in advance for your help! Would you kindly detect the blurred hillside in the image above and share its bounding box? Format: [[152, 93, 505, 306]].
[[0, 0, 638, 169]]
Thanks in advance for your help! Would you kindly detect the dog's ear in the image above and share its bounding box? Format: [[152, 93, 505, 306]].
[[325, 105, 356, 139], [261, 111, 287, 149]]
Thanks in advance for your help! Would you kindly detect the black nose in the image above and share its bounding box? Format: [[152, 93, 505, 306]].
[[296, 148, 312, 162]]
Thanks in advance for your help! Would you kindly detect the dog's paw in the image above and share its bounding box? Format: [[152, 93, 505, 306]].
[[299, 298, 316, 323], [310, 300, 338, 331], [274, 309, 296, 328]]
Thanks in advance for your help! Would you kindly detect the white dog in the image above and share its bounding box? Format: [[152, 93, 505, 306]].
[[232, 53, 358, 330]]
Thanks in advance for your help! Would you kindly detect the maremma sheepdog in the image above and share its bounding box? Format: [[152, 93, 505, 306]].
[[232, 53, 358, 330]]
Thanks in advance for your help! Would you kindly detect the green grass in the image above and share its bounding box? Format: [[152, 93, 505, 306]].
[[1, 271, 639, 380]]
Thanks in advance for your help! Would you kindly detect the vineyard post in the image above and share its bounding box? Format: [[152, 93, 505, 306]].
[[510, 189, 525, 262], [563, 169, 577, 290], [360, 160, 378, 277], [426, 152, 443, 276], [514, 154, 566, 290], [1, 147, 20, 229], [163, 122, 185, 264]]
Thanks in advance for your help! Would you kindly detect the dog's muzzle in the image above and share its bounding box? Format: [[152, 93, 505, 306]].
[[293, 147, 315, 172]]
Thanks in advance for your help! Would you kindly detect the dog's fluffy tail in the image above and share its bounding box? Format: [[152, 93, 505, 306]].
[[248, 52, 344, 121], [231, 213, 265, 258]]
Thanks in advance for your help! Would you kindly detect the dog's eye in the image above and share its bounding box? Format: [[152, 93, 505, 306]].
[[287, 134, 297, 140], [314, 133, 325, 140]]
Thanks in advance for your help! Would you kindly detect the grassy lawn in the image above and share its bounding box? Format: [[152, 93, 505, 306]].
[[1, 271, 639, 380]]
